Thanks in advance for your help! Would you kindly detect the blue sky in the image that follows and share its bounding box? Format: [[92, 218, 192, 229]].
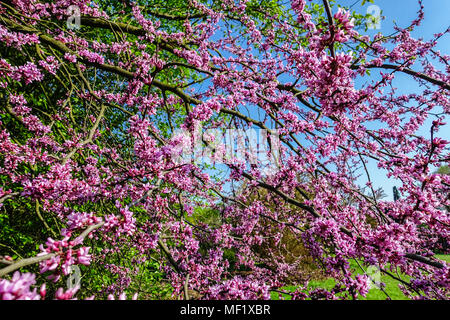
[[338, 0, 450, 54], [190, 1, 450, 200], [335, 0, 450, 200]]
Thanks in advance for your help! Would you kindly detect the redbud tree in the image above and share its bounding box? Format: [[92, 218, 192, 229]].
[[0, 0, 449, 300]]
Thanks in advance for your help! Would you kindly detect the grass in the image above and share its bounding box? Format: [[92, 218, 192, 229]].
[[271, 254, 449, 300]]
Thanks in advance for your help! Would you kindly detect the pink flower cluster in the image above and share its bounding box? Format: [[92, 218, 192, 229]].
[[11, 62, 43, 84], [0, 0, 448, 301], [206, 277, 270, 300], [0, 272, 43, 300], [38, 235, 91, 282]]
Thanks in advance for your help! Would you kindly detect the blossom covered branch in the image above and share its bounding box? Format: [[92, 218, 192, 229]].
[[0, 0, 449, 300]]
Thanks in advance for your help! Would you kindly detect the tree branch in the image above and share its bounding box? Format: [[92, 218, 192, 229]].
[[0, 223, 104, 278], [353, 63, 450, 90]]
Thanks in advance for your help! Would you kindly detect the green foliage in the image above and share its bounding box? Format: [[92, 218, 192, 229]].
[[0, 202, 49, 261], [186, 207, 222, 227], [361, 0, 375, 6], [270, 258, 422, 300], [79, 240, 173, 299], [436, 165, 450, 175]]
